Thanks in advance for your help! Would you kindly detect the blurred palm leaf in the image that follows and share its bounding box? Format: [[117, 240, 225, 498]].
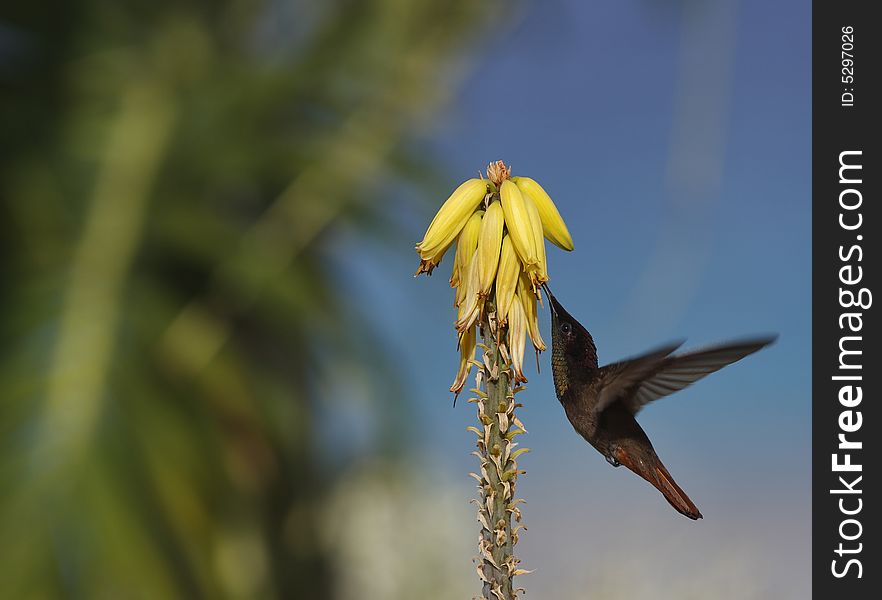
[[0, 1, 498, 597]]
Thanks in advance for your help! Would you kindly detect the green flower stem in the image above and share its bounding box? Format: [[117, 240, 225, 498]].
[[473, 300, 527, 599]]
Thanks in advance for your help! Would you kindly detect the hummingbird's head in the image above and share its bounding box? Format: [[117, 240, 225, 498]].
[[542, 284, 598, 398]]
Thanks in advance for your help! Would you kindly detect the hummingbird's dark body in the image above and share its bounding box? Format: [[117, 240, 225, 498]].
[[544, 285, 775, 520]]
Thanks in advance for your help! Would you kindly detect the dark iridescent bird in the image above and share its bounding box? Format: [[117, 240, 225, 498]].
[[543, 284, 775, 520]]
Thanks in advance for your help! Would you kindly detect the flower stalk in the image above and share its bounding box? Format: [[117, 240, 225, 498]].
[[414, 161, 573, 599], [470, 297, 529, 599]]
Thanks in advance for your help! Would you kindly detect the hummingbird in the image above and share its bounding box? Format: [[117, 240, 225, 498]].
[[543, 284, 775, 520]]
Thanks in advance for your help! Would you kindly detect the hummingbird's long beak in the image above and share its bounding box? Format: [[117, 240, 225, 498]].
[[541, 283, 559, 316]]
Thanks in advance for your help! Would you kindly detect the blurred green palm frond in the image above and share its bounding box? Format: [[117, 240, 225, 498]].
[[0, 1, 497, 598]]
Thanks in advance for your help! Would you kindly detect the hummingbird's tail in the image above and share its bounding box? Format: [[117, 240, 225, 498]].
[[613, 447, 703, 520], [651, 460, 703, 520]]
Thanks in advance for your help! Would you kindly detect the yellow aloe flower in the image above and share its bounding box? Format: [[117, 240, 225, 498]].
[[518, 271, 546, 352], [476, 201, 504, 297], [512, 176, 574, 251], [495, 234, 520, 324], [499, 180, 539, 268], [415, 161, 577, 592], [523, 194, 548, 286], [416, 161, 575, 394], [506, 297, 528, 384], [415, 178, 488, 274], [450, 325, 477, 395], [450, 210, 484, 292], [455, 249, 482, 333]]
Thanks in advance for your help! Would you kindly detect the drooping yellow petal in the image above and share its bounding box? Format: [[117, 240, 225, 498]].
[[476, 201, 504, 297], [499, 180, 539, 268], [416, 178, 488, 260], [506, 298, 528, 384], [495, 235, 521, 324], [451, 325, 477, 394], [513, 176, 574, 251], [455, 249, 483, 333], [517, 271, 545, 352], [523, 194, 548, 286], [450, 210, 484, 291]]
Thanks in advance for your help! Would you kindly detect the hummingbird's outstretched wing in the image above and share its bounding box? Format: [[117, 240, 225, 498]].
[[593, 341, 684, 413], [597, 336, 776, 416]]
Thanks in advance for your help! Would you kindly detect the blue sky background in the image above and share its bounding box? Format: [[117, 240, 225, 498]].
[[338, 0, 809, 596]]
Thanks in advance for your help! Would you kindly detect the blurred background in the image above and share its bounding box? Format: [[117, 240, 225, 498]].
[[0, 0, 809, 598]]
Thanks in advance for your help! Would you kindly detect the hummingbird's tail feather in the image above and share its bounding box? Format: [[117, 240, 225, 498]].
[[614, 446, 703, 520], [652, 461, 703, 520]]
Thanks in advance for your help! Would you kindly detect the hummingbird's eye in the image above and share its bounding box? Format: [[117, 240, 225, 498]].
[[560, 322, 572, 334]]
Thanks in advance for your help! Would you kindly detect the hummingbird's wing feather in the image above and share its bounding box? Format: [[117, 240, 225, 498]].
[[594, 341, 685, 414], [616, 336, 776, 415]]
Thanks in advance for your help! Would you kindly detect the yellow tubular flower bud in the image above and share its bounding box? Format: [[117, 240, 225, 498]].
[[495, 235, 520, 324], [450, 325, 477, 395], [507, 298, 528, 384], [476, 201, 504, 297], [499, 180, 539, 268], [523, 194, 548, 285], [513, 176, 574, 251], [416, 178, 488, 260], [455, 249, 482, 333], [450, 210, 484, 291], [518, 271, 546, 352]]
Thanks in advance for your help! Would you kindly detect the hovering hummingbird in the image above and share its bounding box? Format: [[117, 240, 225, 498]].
[[543, 284, 775, 520]]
